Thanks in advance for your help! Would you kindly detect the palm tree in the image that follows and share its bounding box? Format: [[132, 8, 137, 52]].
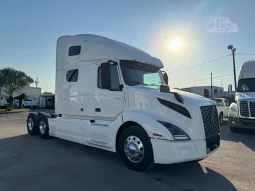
[[0, 68, 34, 110]]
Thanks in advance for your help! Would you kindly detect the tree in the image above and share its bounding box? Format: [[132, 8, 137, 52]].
[[0, 68, 34, 110], [14, 93, 27, 108], [0, 71, 4, 99]]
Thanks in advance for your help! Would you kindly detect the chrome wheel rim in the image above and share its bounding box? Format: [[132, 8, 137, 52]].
[[39, 120, 46, 134], [27, 117, 33, 131], [124, 136, 144, 163]]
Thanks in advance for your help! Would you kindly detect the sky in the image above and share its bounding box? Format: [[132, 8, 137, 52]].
[[0, 0, 255, 93]]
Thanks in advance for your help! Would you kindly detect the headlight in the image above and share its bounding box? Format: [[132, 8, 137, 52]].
[[157, 121, 190, 141], [229, 107, 238, 117]]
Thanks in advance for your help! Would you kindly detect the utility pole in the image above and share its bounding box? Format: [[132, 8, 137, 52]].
[[35, 77, 39, 88], [211, 73, 213, 98], [228, 45, 237, 92]]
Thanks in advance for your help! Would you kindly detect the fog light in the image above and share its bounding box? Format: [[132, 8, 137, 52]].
[[232, 121, 236, 124]]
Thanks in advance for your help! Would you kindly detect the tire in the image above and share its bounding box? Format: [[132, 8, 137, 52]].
[[38, 114, 51, 139], [230, 126, 237, 133], [118, 125, 154, 171], [219, 113, 223, 125], [27, 113, 39, 135]]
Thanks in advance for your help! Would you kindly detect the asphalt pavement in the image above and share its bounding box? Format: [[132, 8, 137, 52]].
[[0, 112, 254, 191]]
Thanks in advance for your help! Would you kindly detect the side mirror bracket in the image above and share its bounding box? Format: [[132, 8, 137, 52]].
[[162, 71, 168, 85]]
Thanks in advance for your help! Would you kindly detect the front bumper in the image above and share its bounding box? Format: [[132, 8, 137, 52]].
[[151, 135, 220, 164], [228, 116, 255, 129]]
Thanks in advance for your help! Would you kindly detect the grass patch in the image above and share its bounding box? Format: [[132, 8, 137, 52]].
[[0, 108, 29, 113]]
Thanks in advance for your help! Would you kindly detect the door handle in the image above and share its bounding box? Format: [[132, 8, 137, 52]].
[[95, 108, 101, 112], [80, 108, 84, 111]]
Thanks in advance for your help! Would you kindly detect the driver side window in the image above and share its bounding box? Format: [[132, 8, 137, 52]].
[[98, 65, 120, 90]]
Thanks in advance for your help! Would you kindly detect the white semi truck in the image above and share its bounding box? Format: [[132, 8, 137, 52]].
[[26, 34, 220, 171], [228, 60, 255, 132]]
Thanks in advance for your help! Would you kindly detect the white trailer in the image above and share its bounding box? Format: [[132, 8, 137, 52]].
[[228, 60, 255, 132], [26, 34, 220, 171]]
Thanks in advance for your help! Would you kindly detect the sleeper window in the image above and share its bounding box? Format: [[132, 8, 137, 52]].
[[66, 69, 79, 82], [68, 46, 81, 56]]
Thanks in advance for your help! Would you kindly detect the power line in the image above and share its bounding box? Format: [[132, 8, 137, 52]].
[[169, 52, 255, 74], [236, 53, 255, 56], [169, 54, 231, 74], [171, 74, 233, 86]]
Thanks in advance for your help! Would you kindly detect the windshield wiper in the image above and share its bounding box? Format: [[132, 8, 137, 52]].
[[128, 82, 159, 86]]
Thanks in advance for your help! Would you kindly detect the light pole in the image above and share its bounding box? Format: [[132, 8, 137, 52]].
[[228, 45, 237, 92]]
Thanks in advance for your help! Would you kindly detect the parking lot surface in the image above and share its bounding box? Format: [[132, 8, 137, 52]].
[[0, 112, 254, 191]]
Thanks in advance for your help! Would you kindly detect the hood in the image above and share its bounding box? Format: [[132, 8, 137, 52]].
[[129, 86, 214, 106], [236, 92, 255, 101], [171, 88, 214, 105], [127, 86, 214, 140]]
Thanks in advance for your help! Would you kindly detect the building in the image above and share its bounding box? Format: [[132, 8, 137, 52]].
[[1, 87, 41, 103], [14, 87, 41, 103], [181, 86, 224, 98]]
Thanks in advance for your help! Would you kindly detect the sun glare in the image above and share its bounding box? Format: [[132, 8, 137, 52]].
[[170, 39, 182, 51]]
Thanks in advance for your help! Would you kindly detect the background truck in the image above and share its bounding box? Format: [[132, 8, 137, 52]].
[[26, 34, 220, 171], [211, 98, 229, 125], [228, 60, 255, 132], [21, 97, 38, 108]]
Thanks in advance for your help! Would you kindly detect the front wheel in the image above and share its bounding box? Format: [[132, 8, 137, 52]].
[[219, 113, 223, 125], [118, 126, 154, 171]]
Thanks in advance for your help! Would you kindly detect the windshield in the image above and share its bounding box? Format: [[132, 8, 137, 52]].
[[120, 60, 164, 86], [237, 78, 255, 92], [211, 99, 223, 106]]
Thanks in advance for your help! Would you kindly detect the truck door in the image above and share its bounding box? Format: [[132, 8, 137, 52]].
[[94, 63, 123, 119], [88, 63, 124, 145]]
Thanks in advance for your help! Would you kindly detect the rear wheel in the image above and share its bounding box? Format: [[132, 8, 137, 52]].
[[38, 114, 51, 139], [27, 113, 39, 135], [118, 126, 154, 171]]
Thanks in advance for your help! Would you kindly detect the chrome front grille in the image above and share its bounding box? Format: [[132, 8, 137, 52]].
[[200, 105, 220, 139], [250, 101, 255, 117], [239, 101, 255, 118]]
